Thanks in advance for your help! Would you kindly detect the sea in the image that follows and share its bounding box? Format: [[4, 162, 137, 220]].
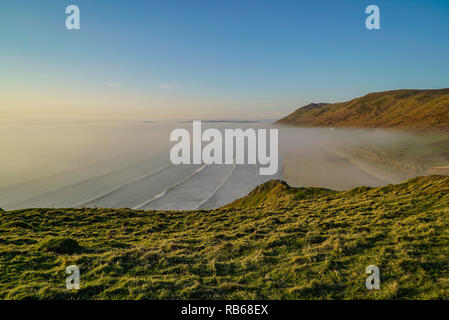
[[0, 121, 412, 211]]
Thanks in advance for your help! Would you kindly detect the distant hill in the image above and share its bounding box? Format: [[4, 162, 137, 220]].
[[1, 175, 449, 299], [277, 88, 449, 130]]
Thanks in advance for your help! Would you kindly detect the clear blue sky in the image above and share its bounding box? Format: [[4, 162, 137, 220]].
[[1, 0, 449, 121]]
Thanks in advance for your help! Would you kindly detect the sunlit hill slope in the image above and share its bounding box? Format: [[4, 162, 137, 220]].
[[277, 88, 449, 131]]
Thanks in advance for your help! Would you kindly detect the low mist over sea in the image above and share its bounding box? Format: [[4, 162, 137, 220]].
[[0, 122, 279, 210], [0, 121, 438, 211]]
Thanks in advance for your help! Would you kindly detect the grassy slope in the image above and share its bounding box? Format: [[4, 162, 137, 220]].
[[1, 176, 449, 299], [276, 88, 449, 130]]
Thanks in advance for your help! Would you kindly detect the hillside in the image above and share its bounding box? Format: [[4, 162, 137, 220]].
[[277, 88, 449, 130], [1, 176, 449, 299]]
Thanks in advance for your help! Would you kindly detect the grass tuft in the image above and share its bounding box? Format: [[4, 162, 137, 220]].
[[39, 238, 83, 255]]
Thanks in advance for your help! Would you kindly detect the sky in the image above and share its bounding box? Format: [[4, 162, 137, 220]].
[[1, 0, 449, 122]]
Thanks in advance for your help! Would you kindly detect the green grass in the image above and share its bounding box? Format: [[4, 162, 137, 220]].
[[1, 175, 449, 299]]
